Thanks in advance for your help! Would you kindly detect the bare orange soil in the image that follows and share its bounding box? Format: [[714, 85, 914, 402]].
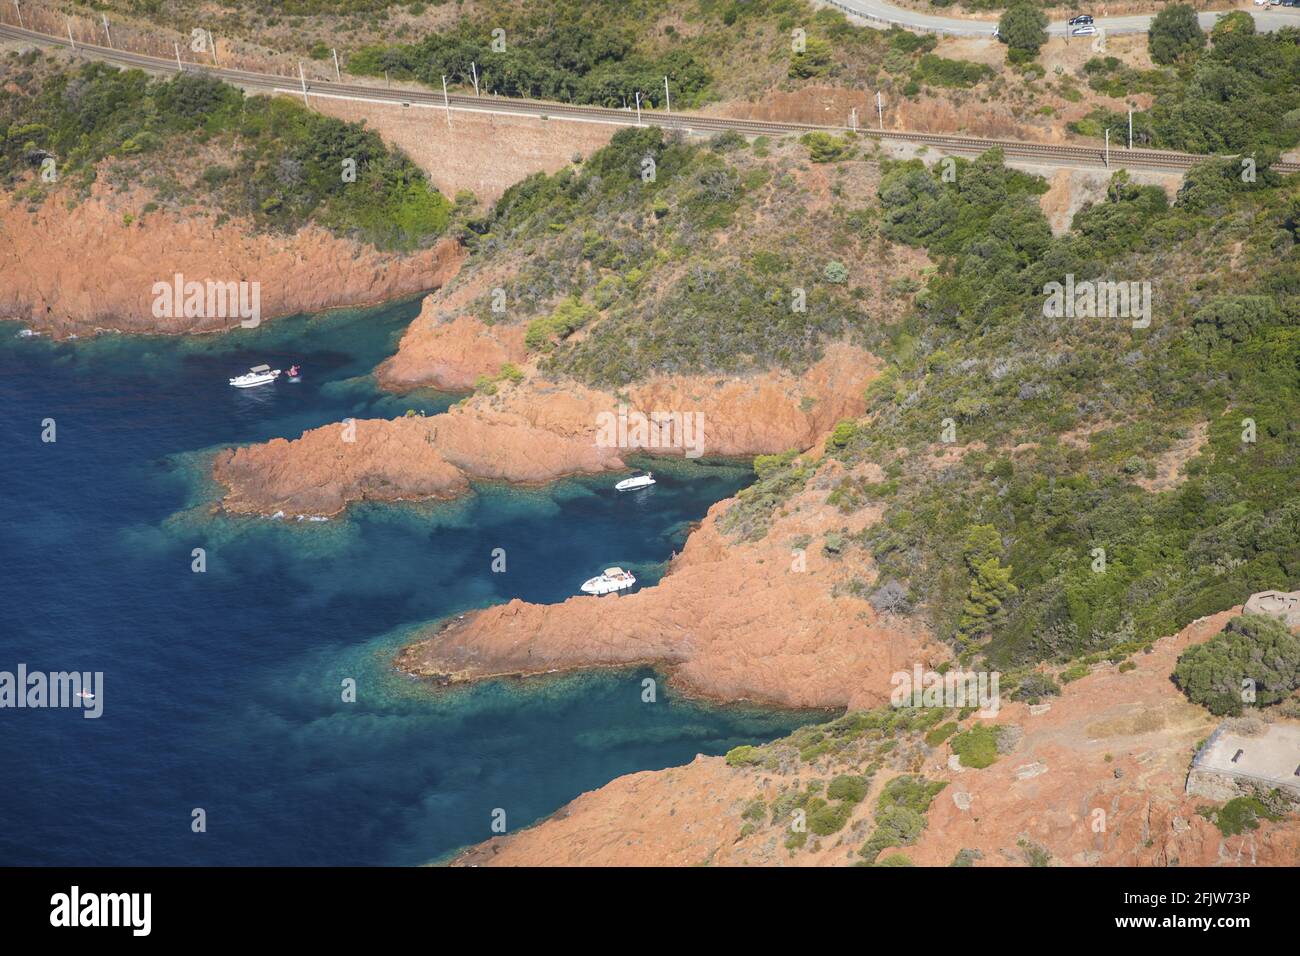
[[311, 97, 619, 205], [451, 610, 1300, 866], [0, 182, 464, 336]]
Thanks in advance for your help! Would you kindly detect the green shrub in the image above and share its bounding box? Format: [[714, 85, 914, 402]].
[[827, 774, 870, 803], [1059, 662, 1090, 684], [950, 724, 1001, 769], [827, 420, 859, 448], [524, 295, 597, 351], [925, 721, 959, 747], [800, 131, 854, 163], [1011, 672, 1061, 701], [725, 745, 764, 767], [916, 54, 994, 89], [1173, 615, 1300, 716], [807, 798, 854, 835], [1197, 795, 1285, 836], [858, 775, 947, 862], [876, 853, 914, 866]]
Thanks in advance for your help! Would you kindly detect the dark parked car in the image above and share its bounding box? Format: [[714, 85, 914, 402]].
[[1069, 14, 1095, 25]]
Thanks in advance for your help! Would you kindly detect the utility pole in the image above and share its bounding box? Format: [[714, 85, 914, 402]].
[[876, 90, 883, 131], [101, 13, 112, 47], [635, 91, 642, 126], [298, 62, 309, 107], [174, 41, 182, 72], [332, 48, 341, 82], [470, 62, 479, 96], [664, 76, 671, 113], [442, 74, 451, 128]]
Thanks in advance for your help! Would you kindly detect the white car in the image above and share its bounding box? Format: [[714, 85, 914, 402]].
[[1071, 24, 1097, 36], [1254, 0, 1269, 6]]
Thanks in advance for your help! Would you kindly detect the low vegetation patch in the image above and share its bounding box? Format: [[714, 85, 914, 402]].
[[1173, 615, 1300, 716]]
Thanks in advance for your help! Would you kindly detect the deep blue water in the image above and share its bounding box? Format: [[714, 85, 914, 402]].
[[0, 302, 818, 866]]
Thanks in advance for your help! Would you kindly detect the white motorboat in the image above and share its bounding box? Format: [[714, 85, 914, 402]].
[[580, 567, 636, 595], [229, 364, 280, 388], [615, 471, 656, 492]]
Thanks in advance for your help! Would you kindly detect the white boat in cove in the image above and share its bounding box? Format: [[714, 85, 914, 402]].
[[229, 364, 281, 388], [615, 471, 655, 491], [580, 567, 636, 595]]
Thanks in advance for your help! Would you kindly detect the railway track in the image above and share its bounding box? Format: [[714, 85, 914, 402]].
[[3, 21, 1297, 176]]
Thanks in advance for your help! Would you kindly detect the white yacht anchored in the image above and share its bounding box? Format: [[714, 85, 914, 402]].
[[580, 567, 636, 595], [229, 364, 281, 388], [615, 471, 656, 491]]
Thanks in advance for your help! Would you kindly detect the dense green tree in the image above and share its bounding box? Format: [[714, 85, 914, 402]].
[[1173, 614, 1300, 716], [997, 3, 1048, 60], [958, 525, 1017, 642], [1149, 4, 1206, 65]]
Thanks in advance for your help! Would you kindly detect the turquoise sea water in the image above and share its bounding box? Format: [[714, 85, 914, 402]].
[[0, 301, 819, 866]]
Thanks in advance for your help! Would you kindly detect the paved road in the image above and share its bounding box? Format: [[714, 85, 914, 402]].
[[821, 0, 1300, 36]]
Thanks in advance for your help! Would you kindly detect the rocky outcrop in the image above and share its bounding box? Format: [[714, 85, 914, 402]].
[[397, 458, 943, 711], [378, 305, 528, 392], [213, 341, 878, 516], [211, 404, 620, 517], [449, 609, 1300, 867], [0, 184, 465, 336]]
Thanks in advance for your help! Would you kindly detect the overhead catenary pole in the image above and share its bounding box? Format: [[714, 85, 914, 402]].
[[66, 17, 74, 51], [101, 13, 112, 48], [13, 1, 22, 30], [298, 61, 309, 107], [471, 62, 479, 96], [208, 29, 218, 66], [1105, 127, 1110, 167], [850, 106, 857, 132], [635, 90, 642, 126], [876, 90, 883, 131], [664, 76, 671, 113], [174, 41, 183, 72], [1128, 110, 1133, 150], [332, 48, 341, 81], [441, 74, 451, 128]]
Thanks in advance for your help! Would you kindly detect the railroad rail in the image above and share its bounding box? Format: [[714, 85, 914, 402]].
[[2, 21, 1297, 175]]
